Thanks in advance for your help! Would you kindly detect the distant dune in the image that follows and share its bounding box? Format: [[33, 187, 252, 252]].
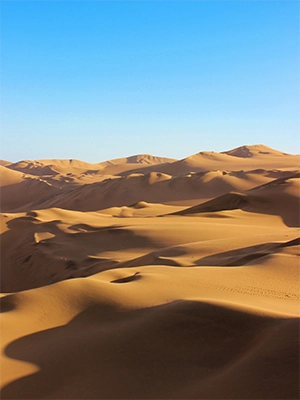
[[0, 160, 12, 167], [222, 144, 289, 158], [1, 145, 299, 213], [1, 145, 299, 399]]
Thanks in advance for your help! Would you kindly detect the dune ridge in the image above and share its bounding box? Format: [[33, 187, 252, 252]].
[[1, 144, 299, 399]]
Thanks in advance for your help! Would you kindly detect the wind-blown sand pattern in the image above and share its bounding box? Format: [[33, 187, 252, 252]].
[[1, 145, 299, 399]]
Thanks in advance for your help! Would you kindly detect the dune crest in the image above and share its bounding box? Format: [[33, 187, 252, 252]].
[[222, 144, 289, 158]]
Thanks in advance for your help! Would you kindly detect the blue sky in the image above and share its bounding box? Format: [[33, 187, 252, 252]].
[[1, 1, 299, 162]]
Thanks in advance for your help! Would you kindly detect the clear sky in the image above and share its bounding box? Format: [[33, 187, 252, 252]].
[[1, 0, 299, 162]]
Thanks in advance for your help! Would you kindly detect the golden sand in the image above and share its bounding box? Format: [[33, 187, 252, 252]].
[[1, 145, 299, 399]]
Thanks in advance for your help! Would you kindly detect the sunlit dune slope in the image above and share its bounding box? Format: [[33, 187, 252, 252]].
[[136, 144, 300, 176], [1, 263, 299, 399], [0, 165, 25, 187], [0, 160, 12, 167], [222, 144, 289, 157]]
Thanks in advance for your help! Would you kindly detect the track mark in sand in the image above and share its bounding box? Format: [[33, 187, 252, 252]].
[[111, 272, 141, 284], [218, 284, 299, 301]]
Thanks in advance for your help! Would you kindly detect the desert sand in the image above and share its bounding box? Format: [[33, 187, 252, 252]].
[[0, 144, 299, 399]]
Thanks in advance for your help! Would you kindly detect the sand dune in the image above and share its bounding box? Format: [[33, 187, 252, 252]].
[[2, 205, 299, 293], [0, 165, 25, 187], [0, 166, 62, 212], [1, 262, 299, 399], [1, 145, 299, 213], [7, 154, 176, 180], [171, 173, 300, 226], [1, 155, 178, 212], [1, 145, 299, 399], [222, 144, 288, 158], [2, 167, 298, 213], [136, 144, 300, 176], [0, 160, 13, 167]]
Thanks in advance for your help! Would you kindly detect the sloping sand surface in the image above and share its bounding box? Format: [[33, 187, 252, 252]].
[[1, 145, 299, 399], [0, 166, 25, 187], [150, 144, 300, 176], [172, 173, 300, 226], [0, 160, 12, 167], [1, 266, 299, 399]]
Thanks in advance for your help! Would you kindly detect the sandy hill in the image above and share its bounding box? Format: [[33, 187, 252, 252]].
[[7, 154, 176, 177], [99, 154, 176, 166], [171, 173, 300, 227], [0, 165, 25, 187], [1, 154, 177, 212], [222, 144, 289, 158], [159, 145, 299, 176], [7, 159, 96, 176], [1, 144, 299, 400], [0, 160, 12, 167], [5, 145, 298, 180], [1, 144, 299, 213], [94, 154, 176, 176], [1, 180, 61, 213], [2, 167, 297, 213], [0, 164, 62, 212]]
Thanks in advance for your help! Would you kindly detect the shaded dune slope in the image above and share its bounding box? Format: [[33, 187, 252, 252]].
[[171, 174, 300, 227], [1, 268, 299, 399]]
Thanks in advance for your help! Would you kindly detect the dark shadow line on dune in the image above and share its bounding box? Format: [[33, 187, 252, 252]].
[[67, 224, 125, 232], [114, 237, 300, 270], [110, 271, 141, 283], [195, 237, 300, 267]]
